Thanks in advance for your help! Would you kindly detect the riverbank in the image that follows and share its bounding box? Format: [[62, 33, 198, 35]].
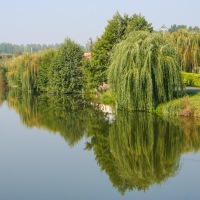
[[156, 92, 200, 117], [99, 88, 200, 118]]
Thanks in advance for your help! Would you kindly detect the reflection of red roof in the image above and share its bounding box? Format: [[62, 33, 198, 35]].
[[84, 52, 92, 60]]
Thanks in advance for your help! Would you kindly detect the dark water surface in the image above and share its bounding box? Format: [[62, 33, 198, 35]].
[[0, 91, 200, 200]]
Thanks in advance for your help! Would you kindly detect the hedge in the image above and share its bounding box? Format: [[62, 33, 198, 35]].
[[181, 71, 200, 87]]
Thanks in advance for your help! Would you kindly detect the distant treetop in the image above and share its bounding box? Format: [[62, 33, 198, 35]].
[[168, 24, 200, 33], [0, 42, 60, 55]]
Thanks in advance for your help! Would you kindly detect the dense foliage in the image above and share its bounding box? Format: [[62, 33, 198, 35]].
[[0, 56, 8, 87], [37, 49, 57, 92], [1, 12, 200, 110], [108, 31, 184, 110], [5, 38, 83, 93], [87, 12, 153, 87], [169, 29, 200, 72], [182, 71, 200, 87], [47, 39, 83, 93], [6, 53, 42, 92], [99, 112, 182, 193]]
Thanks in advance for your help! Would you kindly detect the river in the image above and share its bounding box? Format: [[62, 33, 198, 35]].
[[0, 91, 200, 200]]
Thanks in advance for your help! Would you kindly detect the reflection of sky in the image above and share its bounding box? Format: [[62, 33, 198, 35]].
[[0, 102, 200, 200]]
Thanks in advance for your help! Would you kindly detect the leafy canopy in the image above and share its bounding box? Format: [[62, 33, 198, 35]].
[[108, 31, 184, 110], [89, 12, 153, 86]]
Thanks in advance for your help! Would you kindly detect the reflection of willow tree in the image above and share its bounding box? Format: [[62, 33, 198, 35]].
[[6, 89, 109, 146], [86, 111, 200, 194]]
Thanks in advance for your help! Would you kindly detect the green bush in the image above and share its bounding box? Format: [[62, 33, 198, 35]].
[[182, 71, 200, 87]]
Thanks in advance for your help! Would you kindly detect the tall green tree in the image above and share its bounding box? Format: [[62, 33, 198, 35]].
[[125, 13, 153, 35], [89, 12, 153, 87], [48, 38, 83, 93], [37, 49, 56, 92], [90, 12, 126, 86]]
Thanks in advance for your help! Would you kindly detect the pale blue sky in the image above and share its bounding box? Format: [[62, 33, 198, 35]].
[[0, 0, 199, 45]]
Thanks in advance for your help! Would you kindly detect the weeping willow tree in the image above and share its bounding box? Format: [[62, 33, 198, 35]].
[[169, 29, 200, 72], [6, 53, 42, 92], [108, 31, 184, 110]]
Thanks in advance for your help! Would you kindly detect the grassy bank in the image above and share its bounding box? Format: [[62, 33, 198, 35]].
[[156, 93, 200, 117], [88, 87, 200, 118]]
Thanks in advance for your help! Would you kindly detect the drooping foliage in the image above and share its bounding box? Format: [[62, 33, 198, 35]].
[[48, 38, 84, 93], [87, 110, 200, 194], [107, 112, 182, 193], [169, 29, 200, 72], [108, 31, 184, 110], [89, 12, 153, 87], [6, 52, 42, 92]]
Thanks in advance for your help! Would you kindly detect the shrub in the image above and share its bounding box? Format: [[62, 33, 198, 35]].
[[182, 71, 200, 87]]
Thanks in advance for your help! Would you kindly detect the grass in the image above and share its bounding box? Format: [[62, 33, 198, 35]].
[[156, 92, 200, 117]]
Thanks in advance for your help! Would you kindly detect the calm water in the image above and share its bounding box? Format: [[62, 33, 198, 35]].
[[0, 90, 200, 200]]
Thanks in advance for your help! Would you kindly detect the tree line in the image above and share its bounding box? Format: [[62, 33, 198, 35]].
[[0, 42, 60, 55], [168, 24, 200, 33], [1, 12, 200, 110]]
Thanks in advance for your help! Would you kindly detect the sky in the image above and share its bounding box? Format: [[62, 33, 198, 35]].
[[0, 0, 199, 46]]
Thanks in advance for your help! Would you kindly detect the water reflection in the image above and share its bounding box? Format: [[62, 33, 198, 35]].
[[87, 111, 185, 194], [6, 89, 109, 146], [0, 86, 6, 106], [4, 89, 200, 194]]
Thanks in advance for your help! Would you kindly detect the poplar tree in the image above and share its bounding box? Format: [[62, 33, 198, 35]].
[[37, 49, 56, 92], [49, 38, 83, 93]]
